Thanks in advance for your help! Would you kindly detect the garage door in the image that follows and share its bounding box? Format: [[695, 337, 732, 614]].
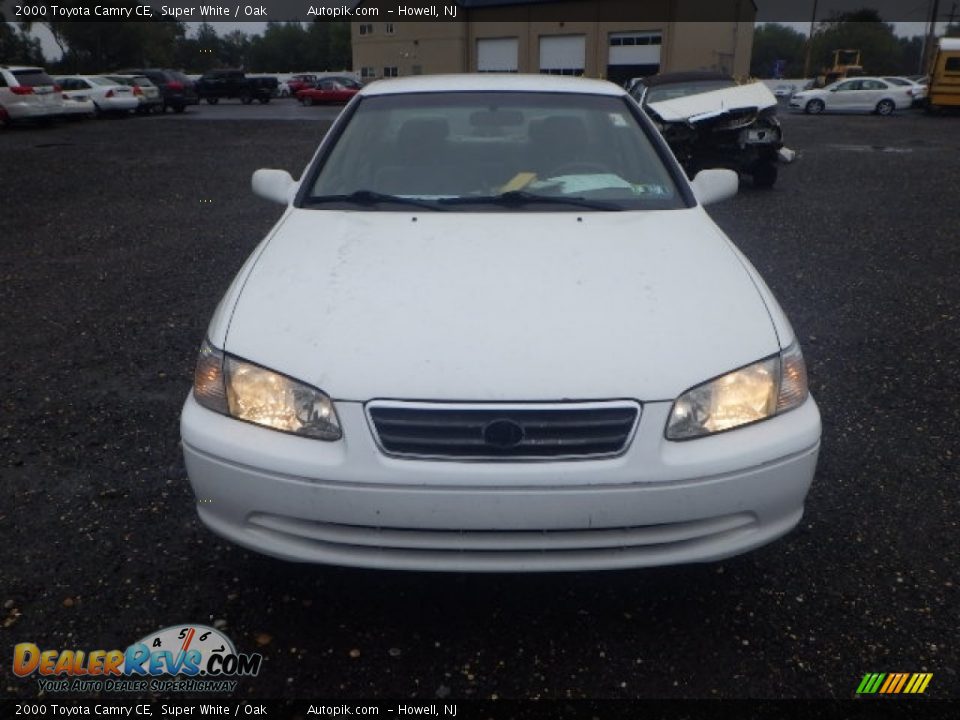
[[477, 38, 519, 73], [539, 35, 586, 76], [607, 31, 662, 86]]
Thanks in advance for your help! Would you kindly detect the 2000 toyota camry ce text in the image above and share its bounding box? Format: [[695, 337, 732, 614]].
[[180, 75, 821, 572]]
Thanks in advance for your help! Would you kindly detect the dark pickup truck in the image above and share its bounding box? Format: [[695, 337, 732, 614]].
[[196, 69, 278, 105]]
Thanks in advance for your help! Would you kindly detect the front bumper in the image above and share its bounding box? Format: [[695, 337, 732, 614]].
[[181, 395, 821, 572]]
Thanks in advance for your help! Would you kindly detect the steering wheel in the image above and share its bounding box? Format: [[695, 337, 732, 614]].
[[546, 162, 610, 177]]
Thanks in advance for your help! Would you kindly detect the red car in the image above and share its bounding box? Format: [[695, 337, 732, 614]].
[[296, 78, 361, 106], [286, 74, 318, 95]]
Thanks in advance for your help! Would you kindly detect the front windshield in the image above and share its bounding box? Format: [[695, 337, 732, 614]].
[[645, 80, 737, 104], [304, 91, 685, 211]]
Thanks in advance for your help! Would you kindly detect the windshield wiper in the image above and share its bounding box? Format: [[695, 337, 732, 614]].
[[438, 190, 622, 211], [304, 190, 446, 211]]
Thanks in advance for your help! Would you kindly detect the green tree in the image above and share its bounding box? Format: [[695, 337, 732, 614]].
[[248, 22, 310, 72], [750, 23, 807, 78], [898, 35, 924, 75], [220, 30, 250, 68], [809, 10, 904, 77], [1, 12, 46, 65], [19, 11, 184, 72]]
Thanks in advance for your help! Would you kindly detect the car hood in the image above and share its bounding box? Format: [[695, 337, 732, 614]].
[[224, 208, 779, 401], [647, 82, 777, 123]]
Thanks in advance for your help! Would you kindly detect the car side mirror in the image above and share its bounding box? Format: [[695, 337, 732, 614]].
[[252, 169, 295, 205], [691, 169, 739, 206]]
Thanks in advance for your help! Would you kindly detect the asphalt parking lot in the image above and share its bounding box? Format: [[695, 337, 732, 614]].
[[2, 103, 959, 701]]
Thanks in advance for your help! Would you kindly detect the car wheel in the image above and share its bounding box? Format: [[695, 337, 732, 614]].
[[173, 105, 185, 114], [752, 163, 778, 189], [258, 97, 269, 104], [876, 99, 895, 116], [304, 97, 315, 107], [805, 99, 825, 115], [206, 97, 219, 105], [241, 94, 253, 105]]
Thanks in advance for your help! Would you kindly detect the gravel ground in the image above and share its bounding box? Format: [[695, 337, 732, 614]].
[[2, 108, 958, 700]]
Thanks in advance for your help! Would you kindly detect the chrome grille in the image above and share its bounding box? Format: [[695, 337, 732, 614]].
[[367, 401, 640, 460]]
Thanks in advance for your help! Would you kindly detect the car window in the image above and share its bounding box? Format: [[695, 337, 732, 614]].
[[12, 69, 55, 87], [644, 80, 737, 104], [88, 77, 115, 87], [835, 81, 859, 91], [945, 57, 960, 72], [883, 77, 908, 86], [305, 91, 685, 211], [0, 73, 7, 88], [865, 80, 886, 90]]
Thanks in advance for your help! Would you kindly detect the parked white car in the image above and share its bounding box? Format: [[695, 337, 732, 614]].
[[55, 76, 138, 114], [0, 65, 65, 124], [181, 74, 821, 572], [881, 76, 928, 105], [790, 76, 914, 115], [102, 74, 164, 113], [60, 95, 96, 118]]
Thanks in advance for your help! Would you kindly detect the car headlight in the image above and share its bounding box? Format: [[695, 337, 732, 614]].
[[193, 339, 342, 440], [666, 343, 808, 440]]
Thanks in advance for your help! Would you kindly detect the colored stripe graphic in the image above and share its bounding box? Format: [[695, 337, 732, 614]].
[[857, 672, 932, 695]]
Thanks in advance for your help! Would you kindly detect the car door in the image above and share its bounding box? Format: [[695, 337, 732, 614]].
[[858, 79, 885, 109], [828, 79, 861, 110]]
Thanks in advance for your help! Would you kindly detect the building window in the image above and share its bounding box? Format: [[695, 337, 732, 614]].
[[359, 24, 374, 36], [610, 32, 662, 47], [361, 67, 377, 80], [539, 68, 585, 76], [383, 66, 399, 78], [385, 23, 395, 35]]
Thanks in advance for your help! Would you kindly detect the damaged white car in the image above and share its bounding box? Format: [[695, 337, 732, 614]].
[[630, 71, 783, 188]]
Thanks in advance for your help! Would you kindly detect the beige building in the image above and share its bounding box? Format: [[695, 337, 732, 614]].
[[352, 0, 756, 86]]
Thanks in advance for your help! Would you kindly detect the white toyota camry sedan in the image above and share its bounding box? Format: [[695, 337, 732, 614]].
[[181, 74, 821, 572]]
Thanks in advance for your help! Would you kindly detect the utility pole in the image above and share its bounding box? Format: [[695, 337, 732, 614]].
[[803, 0, 819, 80], [922, 0, 942, 75]]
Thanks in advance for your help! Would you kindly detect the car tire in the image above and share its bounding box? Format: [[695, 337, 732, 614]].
[[805, 99, 825, 115], [876, 99, 895, 116], [304, 97, 315, 107], [173, 105, 185, 114], [241, 94, 253, 105], [258, 97, 270, 104], [206, 97, 219, 105], [752, 163, 778, 189]]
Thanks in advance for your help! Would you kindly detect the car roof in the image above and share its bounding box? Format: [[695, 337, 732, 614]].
[[1, 66, 47, 72], [359, 74, 625, 97]]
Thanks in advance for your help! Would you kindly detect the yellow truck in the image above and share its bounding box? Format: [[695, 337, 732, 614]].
[[926, 37, 960, 110], [817, 49, 865, 87]]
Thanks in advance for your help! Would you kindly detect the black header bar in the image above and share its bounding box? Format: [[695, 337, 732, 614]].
[[0, 0, 939, 23], [0, 699, 957, 720]]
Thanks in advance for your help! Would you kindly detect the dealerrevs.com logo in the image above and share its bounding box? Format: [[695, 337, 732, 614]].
[[13, 624, 262, 693]]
